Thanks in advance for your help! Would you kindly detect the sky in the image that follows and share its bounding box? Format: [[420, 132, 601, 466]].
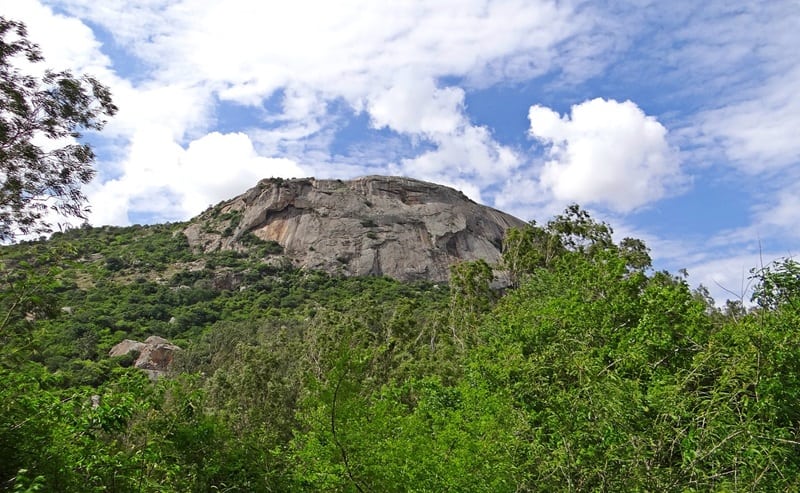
[[6, 0, 800, 304]]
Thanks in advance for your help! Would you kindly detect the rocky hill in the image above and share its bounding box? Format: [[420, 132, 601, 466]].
[[184, 176, 526, 282]]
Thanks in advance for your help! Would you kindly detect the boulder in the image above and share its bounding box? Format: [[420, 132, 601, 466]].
[[109, 336, 182, 377], [108, 339, 146, 358]]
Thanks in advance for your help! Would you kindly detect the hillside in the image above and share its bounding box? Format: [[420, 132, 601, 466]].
[[2, 187, 800, 492]]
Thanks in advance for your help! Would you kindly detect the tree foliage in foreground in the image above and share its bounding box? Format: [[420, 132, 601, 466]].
[[1, 206, 800, 491], [0, 16, 117, 241], [290, 209, 800, 491]]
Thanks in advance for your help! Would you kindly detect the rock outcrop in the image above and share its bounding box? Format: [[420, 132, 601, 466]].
[[184, 176, 526, 283], [109, 336, 182, 378]]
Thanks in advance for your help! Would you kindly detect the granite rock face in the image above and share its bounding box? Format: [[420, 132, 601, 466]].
[[109, 336, 182, 378], [184, 176, 526, 283]]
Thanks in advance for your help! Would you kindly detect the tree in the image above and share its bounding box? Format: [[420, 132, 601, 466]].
[[502, 205, 650, 288], [501, 221, 562, 287], [547, 203, 613, 254], [0, 17, 117, 241], [751, 257, 800, 312], [448, 259, 495, 346]]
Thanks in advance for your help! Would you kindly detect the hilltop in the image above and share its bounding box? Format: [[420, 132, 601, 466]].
[[184, 176, 526, 282]]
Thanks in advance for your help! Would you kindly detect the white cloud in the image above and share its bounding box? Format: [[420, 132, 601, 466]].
[[363, 75, 521, 199], [368, 77, 466, 137], [87, 132, 304, 225], [103, 82, 214, 143], [757, 185, 800, 235], [179, 132, 304, 213], [3, 1, 111, 77], [400, 125, 520, 188], [492, 177, 549, 220], [708, 176, 800, 248], [664, 2, 800, 175], [697, 66, 800, 173], [684, 254, 766, 305], [528, 98, 684, 212], [16, 0, 614, 224], [57, 0, 589, 95]]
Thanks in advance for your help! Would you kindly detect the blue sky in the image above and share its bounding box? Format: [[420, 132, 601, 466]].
[[8, 0, 800, 303]]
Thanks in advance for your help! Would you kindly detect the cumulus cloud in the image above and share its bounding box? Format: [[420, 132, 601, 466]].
[[400, 125, 520, 190], [365, 76, 521, 193], [8, 0, 617, 224], [87, 132, 304, 226], [103, 83, 214, 143], [51, 2, 602, 176], [2, 1, 111, 77], [368, 77, 466, 137], [528, 98, 684, 212]]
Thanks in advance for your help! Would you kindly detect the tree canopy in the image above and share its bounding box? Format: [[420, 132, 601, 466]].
[[3, 206, 800, 491], [0, 16, 116, 241]]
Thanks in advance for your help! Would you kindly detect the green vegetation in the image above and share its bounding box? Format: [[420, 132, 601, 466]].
[[2, 206, 800, 491], [0, 16, 117, 241]]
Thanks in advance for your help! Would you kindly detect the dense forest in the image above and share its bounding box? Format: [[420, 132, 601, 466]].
[[2, 205, 799, 492]]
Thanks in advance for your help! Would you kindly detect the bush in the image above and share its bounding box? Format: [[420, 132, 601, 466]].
[[105, 256, 125, 271]]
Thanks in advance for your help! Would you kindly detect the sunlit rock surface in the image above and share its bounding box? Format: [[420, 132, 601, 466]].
[[184, 176, 526, 283]]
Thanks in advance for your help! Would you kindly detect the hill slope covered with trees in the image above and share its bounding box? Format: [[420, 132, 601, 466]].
[[3, 10, 799, 493], [2, 205, 800, 492]]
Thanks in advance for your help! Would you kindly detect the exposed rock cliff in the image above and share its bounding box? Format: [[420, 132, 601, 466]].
[[184, 176, 526, 283]]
